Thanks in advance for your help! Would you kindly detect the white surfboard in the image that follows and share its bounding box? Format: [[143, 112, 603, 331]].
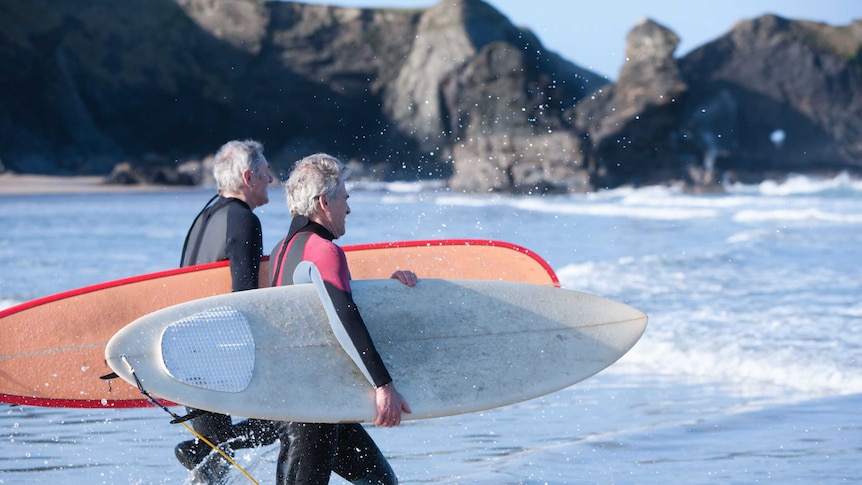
[[105, 279, 646, 422]]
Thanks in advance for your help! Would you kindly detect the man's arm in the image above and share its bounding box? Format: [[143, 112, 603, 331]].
[[293, 259, 412, 425], [225, 208, 263, 291], [324, 281, 412, 426]]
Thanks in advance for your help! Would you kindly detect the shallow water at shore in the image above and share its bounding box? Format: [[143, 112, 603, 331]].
[[2, 174, 861, 483], [4, 375, 859, 484]]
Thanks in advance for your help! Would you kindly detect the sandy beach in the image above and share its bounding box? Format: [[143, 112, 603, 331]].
[[0, 173, 194, 196]]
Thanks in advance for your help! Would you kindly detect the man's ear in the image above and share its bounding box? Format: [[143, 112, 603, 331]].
[[242, 169, 255, 187]]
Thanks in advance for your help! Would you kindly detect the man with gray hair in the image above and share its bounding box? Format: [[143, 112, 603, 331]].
[[269, 153, 416, 484], [176, 139, 278, 483]]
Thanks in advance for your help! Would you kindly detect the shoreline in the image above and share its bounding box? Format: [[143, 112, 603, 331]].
[[2, 171, 857, 197], [0, 173, 197, 196]]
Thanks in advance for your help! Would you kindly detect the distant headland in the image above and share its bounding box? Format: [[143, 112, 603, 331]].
[[1, 0, 860, 193]]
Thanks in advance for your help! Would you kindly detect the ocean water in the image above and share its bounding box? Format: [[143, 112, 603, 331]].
[[1, 173, 860, 484]]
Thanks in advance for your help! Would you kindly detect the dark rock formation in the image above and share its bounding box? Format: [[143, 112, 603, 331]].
[[572, 19, 688, 188], [0, 0, 244, 174], [106, 161, 197, 186], [0, 0, 859, 192], [678, 15, 862, 182], [432, 2, 601, 193]]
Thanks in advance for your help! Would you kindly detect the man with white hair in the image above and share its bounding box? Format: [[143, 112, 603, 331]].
[[269, 153, 415, 485], [175, 139, 278, 483]]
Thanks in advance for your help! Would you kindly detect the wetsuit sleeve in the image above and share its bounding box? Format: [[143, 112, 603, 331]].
[[308, 241, 393, 387], [225, 207, 263, 292], [324, 281, 393, 387]]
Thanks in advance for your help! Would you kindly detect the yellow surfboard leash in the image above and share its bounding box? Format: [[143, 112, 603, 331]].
[[118, 354, 259, 484]]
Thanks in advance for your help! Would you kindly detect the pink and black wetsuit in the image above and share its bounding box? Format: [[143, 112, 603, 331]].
[[269, 215, 397, 485], [270, 216, 392, 388]]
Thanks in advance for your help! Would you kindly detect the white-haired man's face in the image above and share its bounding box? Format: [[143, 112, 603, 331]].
[[316, 185, 351, 239], [245, 159, 273, 209]]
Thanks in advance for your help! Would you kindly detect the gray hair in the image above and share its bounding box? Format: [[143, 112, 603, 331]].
[[212, 139, 266, 194], [285, 153, 349, 217]]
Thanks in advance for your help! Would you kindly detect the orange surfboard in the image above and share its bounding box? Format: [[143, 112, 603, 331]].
[[0, 239, 557, 409]]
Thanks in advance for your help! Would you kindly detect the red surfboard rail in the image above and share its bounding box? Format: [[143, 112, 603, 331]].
[[0, 239, 557, 408]]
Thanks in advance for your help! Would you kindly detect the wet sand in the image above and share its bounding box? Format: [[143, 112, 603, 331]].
[[0, 174, 191, 196]]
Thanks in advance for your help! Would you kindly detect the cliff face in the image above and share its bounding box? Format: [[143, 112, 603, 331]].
[[0, 0, 248, 173], [678, 15, 862, 178], [572, 19, 688, 188], [0, 0, 859, 191]]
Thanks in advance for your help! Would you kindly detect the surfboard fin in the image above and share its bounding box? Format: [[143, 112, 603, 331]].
[[99, 372, 119, 380]]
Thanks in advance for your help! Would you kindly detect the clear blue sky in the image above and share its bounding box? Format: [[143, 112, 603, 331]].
[[296, 0, 862, 79]]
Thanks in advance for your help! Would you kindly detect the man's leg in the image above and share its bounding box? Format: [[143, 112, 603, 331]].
[[276, 422, 338, 485], [332, 424, 397, 485], [228, 418, 279, 448], [175, 409, 233, 483]]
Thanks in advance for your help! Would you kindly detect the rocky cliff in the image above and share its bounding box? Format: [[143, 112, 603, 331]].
[[0, 0, 859, 191], [678, 15, 862, 182]]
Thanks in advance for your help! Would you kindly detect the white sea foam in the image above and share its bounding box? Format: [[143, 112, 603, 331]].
[[432, 174, 861, 226], [351, 179, 447, 193], [734, 207, 862, 223], [436, 194, 721, 220], [725, 228, 776, 244], [557, 221, 862, 400], [726, 171, 862, 196], [615, 335, 862, 397]]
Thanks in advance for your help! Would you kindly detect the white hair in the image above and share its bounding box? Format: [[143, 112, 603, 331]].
[[285, 153, 349, 217], [212, 139, 266, 194]]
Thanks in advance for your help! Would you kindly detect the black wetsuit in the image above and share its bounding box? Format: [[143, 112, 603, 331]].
[[269, 216, 397, 485], [181, 195, 263, 291], [178, 196, 278, 469]]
